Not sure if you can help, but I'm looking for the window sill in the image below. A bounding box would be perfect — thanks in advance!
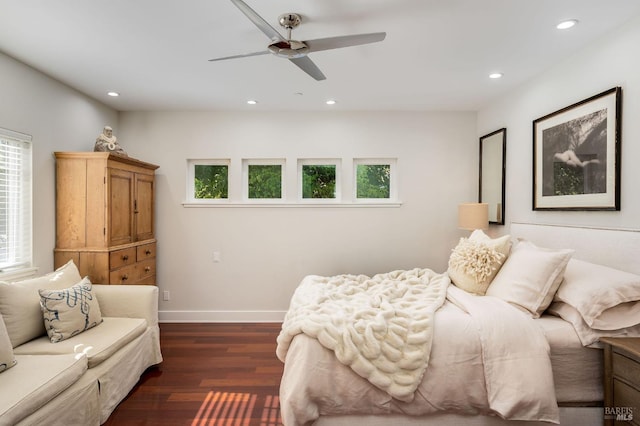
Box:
[182,201,403,208]
[0,267,39,281]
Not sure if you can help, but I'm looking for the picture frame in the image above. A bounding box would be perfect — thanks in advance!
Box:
[533,87,621,210]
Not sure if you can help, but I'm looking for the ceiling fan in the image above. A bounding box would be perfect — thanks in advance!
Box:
[209,0,386,81]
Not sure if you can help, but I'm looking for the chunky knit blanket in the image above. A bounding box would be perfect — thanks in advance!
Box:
[276,268,449,402]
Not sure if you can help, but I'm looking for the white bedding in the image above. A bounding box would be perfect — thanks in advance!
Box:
[278,275,560,426]
[303,315,604,426]
[289,223,638,426]
[277,269,448,402]
[534,316,603,403]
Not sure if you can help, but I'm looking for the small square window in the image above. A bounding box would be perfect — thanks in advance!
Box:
[188,160,230,201]
[249,165,282,198]
[354,159,397,201]
[299,161,340,200]
[356,164,391,198]
[243,159,285,200]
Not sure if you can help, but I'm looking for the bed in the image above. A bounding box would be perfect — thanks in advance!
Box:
[277,222,640,426]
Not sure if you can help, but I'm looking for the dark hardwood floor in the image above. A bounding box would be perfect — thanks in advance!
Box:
[103,323,284,426]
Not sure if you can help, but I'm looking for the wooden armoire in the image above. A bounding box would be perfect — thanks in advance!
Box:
[54,152,159,285]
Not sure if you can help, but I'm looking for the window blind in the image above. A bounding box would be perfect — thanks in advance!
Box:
[0,128,32,272]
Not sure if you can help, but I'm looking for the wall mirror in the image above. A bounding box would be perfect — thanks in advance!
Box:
[479,128,506,225]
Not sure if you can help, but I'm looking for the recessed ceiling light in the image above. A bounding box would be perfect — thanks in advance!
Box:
[247,100,258,105]
[107,91,120,97]
[489,73,503,79]
[326,100,336,105]
[557,19,578,30]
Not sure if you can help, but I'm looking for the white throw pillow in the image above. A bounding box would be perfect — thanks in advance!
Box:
[447,230,511,295]
[39,277,103,343]
[0,314,17,373]
[554,259,640,330]
[0,260,82,347]
[486,239,573,318]
[547,301,640,347]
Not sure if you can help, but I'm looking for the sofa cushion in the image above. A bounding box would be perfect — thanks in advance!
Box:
[13,317,147,368]
[39,277,103,343]
[0,260,82,347]
[0,353,87,426]
[0,314,17,373]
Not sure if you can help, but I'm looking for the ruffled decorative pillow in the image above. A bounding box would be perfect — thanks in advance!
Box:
[39,277,103,343]
[447,230,511,295]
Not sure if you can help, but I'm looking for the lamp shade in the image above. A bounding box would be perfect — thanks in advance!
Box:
[458,203,489,230]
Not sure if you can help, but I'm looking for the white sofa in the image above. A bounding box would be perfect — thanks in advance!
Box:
[0,261,163,426]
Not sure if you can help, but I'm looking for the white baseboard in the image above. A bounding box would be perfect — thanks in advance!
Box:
[159,310,286,323]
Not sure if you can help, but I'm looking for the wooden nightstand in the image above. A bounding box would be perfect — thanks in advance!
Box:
[601,337,640,425]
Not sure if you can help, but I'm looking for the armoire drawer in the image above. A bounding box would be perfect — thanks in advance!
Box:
[137,242,156,261]
[109,258,156,285]
[110,247,137,269]
[110,264,138,284]
[137,258,156,281]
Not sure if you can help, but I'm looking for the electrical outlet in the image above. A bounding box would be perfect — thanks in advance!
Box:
[213,251,221,263]
[163,291,170,301]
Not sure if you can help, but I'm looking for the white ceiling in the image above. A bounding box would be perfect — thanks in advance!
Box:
[1,0,639,112]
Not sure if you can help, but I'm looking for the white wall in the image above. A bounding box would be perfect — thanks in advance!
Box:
[0,52,117,274]
[118,111,477,321]
[5,10,639,322]
[478,14,640,231]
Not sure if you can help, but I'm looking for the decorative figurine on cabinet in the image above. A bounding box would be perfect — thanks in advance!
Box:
[94,125,127,155]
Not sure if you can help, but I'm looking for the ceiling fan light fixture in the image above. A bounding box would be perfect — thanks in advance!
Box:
[326,100,336,105]
[210,0,386,81]
[489,73,503,79]
[557,19,578,30]
[247,100,258,105]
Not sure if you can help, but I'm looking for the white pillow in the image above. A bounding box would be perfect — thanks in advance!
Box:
[486,239,573,318]
[0,314,17,373]
[39,277,103,343]
[447,230,511,295]
[547,301,640,347]
[554,259,640,330]
[0,260,82,347]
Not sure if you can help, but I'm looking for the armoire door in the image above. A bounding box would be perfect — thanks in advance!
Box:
[134,173,155,241]
[109,168,135,245]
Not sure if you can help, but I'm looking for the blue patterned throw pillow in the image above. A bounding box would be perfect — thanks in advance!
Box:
[39,277,103,343]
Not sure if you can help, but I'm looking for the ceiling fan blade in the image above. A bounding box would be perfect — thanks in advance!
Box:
[230,0,286,43]
[289,56,326,81]
[209,51,270,62]
[304,32,386,53]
